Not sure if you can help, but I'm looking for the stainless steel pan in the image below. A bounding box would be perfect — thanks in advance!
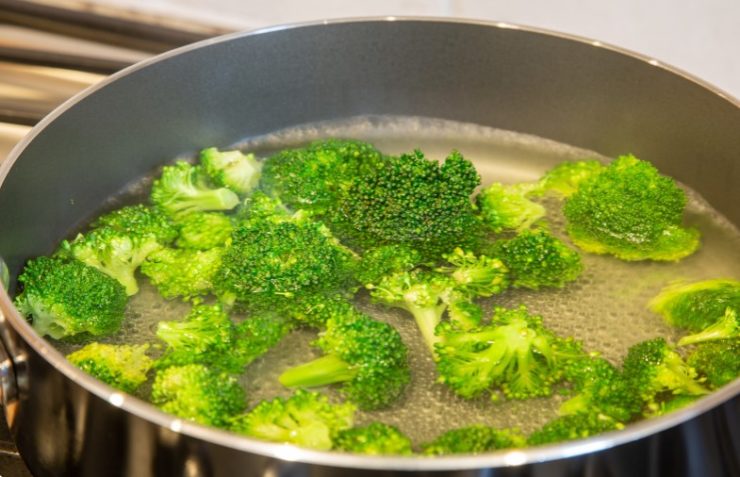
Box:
[0,18,738,477]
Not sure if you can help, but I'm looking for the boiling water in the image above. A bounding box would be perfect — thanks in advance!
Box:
[56,116,740,443]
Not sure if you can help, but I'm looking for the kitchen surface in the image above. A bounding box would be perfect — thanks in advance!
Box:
[0,1,737,476]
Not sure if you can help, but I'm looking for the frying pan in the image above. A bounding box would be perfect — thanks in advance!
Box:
[0,18,738,477]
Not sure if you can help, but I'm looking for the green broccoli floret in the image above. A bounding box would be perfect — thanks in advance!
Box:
[230,390,355,450]
[234,190,291,222]
[332,149,482,259]
[476,182,545,233]
[435,306,583,400]
[446,290,484,330]
[200,147,262,195]
[536,159,605,197]
[260,139,384,215]
[61,227,162,296]
[151,364,246,427]
[687,340,740,388]
[650,394,701,416]
[279,311,410,410]
[354,244,423,287]
[527,413,623,446]
[649,279,740,331]
[92,204,178,244]
[151,162,239,218]
[678,308,738,346]
[487,229,582,289]
[263,292,355,329]
[66,342,152,393]
[141,247,223,299]
[334,422,413,455]
[563,154,700,261]
[174,212,233,250]
[233,313,294,364]
[436,248,509,298]
[214,212,357,307]
[421,425,525,455]
[560,356,642,422]
[622,338,709,409]
[15,257,127,339]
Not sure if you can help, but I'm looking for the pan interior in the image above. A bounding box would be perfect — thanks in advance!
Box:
[53,115,740,445]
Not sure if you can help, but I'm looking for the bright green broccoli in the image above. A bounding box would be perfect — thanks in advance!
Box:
[563,154,700,261]
[66,342,153,393]
[230,390,355,450]
[487,229,582,289]
[141,247,223,299]
[279,311,410,410]
[436,248,509,298]
[354,244,423,287]
[650,394,701,416]
[151,364,246,427]
[92,204,178,244]
[527,413,624,446]
[151,161,239,218]
[15,257,127,339]
[332,149,483,259]
[435,306,583,400]
[421,425,525,455]
[174,212,233,250]
[678,308,738,346]
[687,340,740,389]
[334,422,413,455]
[536,159,605,197]
[200,147,262,195]
[622,338,709,410]
[476,182,545,233]
[649,279,740,331]
[234,190,290,222]
[260,139,384,215]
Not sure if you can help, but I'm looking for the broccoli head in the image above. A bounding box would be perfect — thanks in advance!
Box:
[527,413,623,446]
[421,425,525,455]
[563,154,699,261]
[334,422,413,455]
[230,389,355,450]
[354,244,424,287]
[536,159,605,197]
[260,139,384,214]
[92,204,178,244]
[332,149,482,259]
[15,257,127,339]
[487,229,582,290]
[151,364,246,428]
[279,311,410,410]
[677,308,738,346]
[150,161,239,218]
[435,306,583,400]
[174,212,233,250]
[649,279,740,331]
[687,340,740,389]
[141,247,223,300]
[476,182,545,233]
[437,248,509,298]
[66,342,152,393]
[200,147,262,195]
[234,190,291,222]
[262,292,356,329]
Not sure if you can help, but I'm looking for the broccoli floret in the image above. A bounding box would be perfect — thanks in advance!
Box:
[354,244,423,287]
[678,308,738,346]
[487,229,582,290]
[421,425,525,455]
[92,204,178,244]
[66,342,152,393]
[200,147,262,195]
[234,190,291,222]
[527,413,623,446]
[233,313,294,364]
[334,422,413,455]
[260,139,384,215]
[279,312,410,410]
[230,390,355,450]
[650,394,701,416]
[267,292,356,329]
[214,212,357,307]
[476,182,545,233]
[61,227,162,296]
[332,150,482,259]
[446,290,484,330]
[141,247,223,300]
[436,248,509,298]
[687,340,740,389]
[536,160,605,197]
[15,257,127,339]
[151,162,239,218]
[151,364,246,427]
[649,279,740,331]
[175,212,233,250]
[622,338,709,409]
[435,306,583,400]
[563,154,700,261]
[560,356,642,422]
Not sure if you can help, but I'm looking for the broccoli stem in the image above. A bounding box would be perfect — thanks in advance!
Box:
[279,354,357,387]
[677,308,737,347]
[408,305,445,354]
